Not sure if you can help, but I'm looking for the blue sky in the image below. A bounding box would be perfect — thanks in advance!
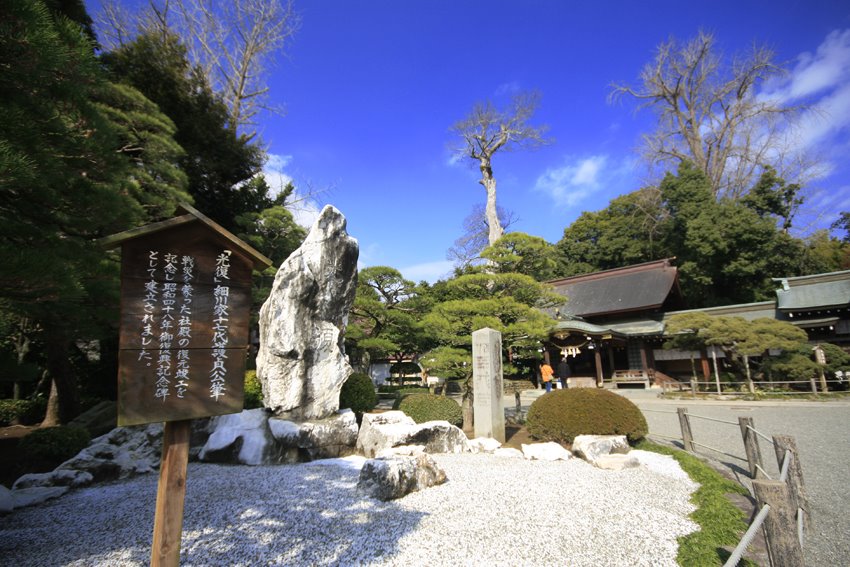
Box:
[95,1,850,282]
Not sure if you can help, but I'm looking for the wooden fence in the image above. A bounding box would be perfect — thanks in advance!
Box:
[648,407,809,566]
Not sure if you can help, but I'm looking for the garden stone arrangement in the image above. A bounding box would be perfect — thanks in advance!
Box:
[256,204,359,421]
[0,205,702,563]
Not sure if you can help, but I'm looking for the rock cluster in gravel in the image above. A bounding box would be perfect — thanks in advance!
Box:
[0,452,698,566]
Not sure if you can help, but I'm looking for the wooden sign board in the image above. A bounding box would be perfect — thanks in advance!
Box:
[107,206,270,426]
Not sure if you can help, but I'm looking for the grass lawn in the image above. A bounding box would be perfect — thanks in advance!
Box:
[637,439,760,566]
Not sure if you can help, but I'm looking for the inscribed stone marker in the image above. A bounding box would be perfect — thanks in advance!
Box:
[472,327,505,442]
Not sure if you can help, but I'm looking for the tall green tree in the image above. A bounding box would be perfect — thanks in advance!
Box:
[480,232,562,281]
[93,81,191,220]
[794,230,850,274]
[421,272,562,427]
[102,30,267,230]
[1,1,142,423]
[660,162,801,306]
[557,187,667,276]
[347,267,431,374]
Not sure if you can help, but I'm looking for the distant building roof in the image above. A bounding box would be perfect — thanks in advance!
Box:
[773,271,850,312]
[548,259,684,319]
[663,301,778,323]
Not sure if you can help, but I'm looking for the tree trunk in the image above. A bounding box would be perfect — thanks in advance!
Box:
[711,347,721,394]
[13,318,32,401]
[744,353,755,394]
[40,325,80,425]
[41,377,61,427]
[461,375,474,430]
[479,160,503,246]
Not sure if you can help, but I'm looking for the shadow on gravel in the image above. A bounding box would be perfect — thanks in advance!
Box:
[0,462,425,566]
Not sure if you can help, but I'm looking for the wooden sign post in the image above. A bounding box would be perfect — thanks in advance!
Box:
[103,204,271,566]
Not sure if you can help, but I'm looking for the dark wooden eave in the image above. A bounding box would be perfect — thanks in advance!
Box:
[99,202,272,270]
[548,259,685,319]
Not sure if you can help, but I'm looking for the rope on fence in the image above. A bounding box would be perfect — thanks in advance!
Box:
[746,424,777,447]
[640,408,679,415]
[755,464,773,480]
[688,439,747,462]
[723,504,771,567]
[685,413,739,426]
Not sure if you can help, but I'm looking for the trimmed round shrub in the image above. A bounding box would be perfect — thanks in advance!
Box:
[339,372,378,416]
[0,398,46,426]
[526,388,648,444]
[244,370,264,409]
[396,393,462,426]
[18,425,91,466]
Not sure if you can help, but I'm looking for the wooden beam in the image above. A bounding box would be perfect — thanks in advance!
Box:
[151,420,192,567]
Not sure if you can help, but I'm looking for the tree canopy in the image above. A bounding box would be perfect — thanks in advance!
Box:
[102,30,268,231]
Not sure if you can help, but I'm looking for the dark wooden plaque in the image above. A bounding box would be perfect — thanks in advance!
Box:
[113,216,264,426]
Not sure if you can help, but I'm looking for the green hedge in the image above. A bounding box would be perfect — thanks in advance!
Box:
[18,425,91,466]
[0,398,46,426]
[244,370,264,409]
[526,388,647,444]
[395,393,462,426]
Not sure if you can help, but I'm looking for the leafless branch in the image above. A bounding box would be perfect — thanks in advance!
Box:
[611,30,813,200]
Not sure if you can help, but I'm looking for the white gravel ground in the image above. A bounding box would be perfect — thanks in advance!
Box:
[0,452,698,566]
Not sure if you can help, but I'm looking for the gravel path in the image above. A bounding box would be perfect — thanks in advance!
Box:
[0,452,698,566]
[618,391,850,566]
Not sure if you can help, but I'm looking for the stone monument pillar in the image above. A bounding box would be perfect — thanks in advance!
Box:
[472,327,505,442]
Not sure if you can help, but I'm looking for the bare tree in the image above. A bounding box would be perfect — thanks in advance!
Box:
[97,0,299,139]
[450,91,551,246]
[447,204,519,270]
[611,30,812,199]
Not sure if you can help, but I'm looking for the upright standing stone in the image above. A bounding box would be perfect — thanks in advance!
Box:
[256,205,359,420]
[472,327,505,442]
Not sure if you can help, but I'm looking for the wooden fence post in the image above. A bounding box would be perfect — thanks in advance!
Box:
[739,416,763,479]
[809,377,818,395]
[151,419,192,567]
[690,379,697,398]
[677,407,694,452]
[752,479,805,567]
[774,434,810,532]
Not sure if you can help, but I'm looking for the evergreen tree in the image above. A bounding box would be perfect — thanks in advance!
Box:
[480,232,562,281]
[0,1,141,423]
[102,31,267,230]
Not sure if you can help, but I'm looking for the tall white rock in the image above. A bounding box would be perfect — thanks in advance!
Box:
[257,205,359,420]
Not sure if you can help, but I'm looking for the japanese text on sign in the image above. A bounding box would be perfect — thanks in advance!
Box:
[135,249,234,402]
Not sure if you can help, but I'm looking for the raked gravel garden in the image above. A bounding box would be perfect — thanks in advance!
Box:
[0,449,698,566]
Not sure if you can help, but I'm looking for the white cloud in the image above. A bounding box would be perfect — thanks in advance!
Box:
[263,152,322,229]
[398,260,455,283]
[290,200,322,229]
[263,153,294,195]
[777,30,850,103]
[759,29,850,148]
[494,81,521,96]
[535,155,631,207]
[795,82,850,148]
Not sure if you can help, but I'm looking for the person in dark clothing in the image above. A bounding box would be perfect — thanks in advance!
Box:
[557,358,571,389]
